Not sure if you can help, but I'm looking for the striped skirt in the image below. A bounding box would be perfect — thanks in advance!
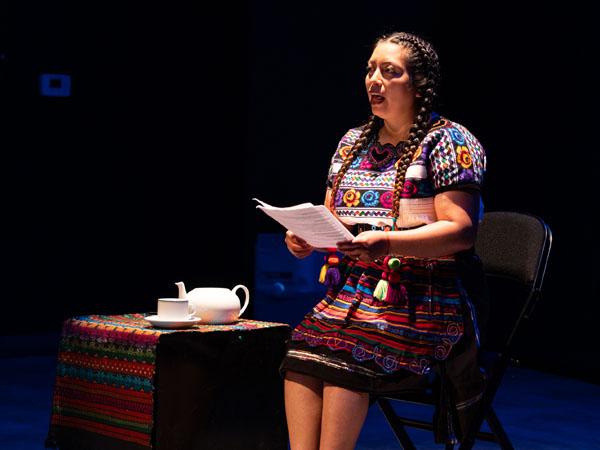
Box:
[280,253,481,393]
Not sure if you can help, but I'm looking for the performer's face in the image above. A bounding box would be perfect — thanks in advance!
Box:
[365,42,417,122]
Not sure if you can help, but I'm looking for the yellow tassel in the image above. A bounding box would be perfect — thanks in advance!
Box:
[319,264,329,284]
[373,278,389,301]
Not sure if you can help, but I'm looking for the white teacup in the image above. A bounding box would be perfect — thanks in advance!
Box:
[157,298,196,320]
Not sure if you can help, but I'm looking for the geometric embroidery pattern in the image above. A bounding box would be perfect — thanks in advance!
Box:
[327,113,486,227]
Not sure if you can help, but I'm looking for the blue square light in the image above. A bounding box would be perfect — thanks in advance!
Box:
[40,73,71,97]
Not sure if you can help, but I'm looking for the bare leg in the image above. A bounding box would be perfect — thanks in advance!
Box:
[319,382,370,450]
[284,372,324,450]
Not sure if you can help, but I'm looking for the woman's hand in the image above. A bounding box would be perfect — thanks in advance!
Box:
[285,231,314,259]
[337,231,387,263]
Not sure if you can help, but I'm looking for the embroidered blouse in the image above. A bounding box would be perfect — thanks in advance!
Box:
[326,114,486,229]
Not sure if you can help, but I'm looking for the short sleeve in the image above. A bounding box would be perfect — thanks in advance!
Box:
[428,123,486,193]
[326,127,362,188]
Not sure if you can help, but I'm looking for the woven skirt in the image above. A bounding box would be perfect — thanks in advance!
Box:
[280,252,486,395]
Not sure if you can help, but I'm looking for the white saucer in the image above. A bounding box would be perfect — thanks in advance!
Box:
[145,315,202,329]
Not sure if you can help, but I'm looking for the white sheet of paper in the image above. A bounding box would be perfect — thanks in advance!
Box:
[253,198,354,248]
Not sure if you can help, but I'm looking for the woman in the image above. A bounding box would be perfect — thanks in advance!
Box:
[281,32,488,449]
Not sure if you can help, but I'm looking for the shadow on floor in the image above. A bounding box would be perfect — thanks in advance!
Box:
[1,354,599,449]
[357,366,600,449]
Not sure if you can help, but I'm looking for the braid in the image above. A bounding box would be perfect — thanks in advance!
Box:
[330,115,383,211]
[379,32,441,221]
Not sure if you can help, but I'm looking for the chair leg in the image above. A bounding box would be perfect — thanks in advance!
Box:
[485,407,514,450]
[459,362,508,449]
[376,398,417,450]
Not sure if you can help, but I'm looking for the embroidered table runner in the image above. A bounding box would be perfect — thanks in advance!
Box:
[46,314,289,449]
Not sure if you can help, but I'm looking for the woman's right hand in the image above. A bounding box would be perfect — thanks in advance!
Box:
[285,231,314,258]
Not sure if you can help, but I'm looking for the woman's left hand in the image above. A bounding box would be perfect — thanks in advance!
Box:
[337,231,387,263]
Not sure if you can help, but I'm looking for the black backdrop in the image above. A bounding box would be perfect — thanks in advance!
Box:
[1,1,597,382]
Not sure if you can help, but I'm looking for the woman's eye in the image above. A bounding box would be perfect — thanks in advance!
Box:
[365,66,374,73]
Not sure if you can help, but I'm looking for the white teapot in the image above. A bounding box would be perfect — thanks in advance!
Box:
[175,281,250,324]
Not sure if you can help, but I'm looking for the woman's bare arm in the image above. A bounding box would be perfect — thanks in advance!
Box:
[337,190,480,262]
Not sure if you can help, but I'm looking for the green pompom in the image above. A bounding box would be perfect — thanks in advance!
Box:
[388,258,401,270]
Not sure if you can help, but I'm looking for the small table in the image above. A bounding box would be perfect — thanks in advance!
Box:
[45,314,291,450]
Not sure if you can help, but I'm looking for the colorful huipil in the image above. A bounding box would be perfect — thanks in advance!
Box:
[281,114,486,382]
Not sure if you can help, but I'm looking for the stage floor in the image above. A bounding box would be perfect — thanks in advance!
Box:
[1,354,598,449]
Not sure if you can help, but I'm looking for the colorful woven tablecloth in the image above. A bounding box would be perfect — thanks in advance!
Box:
[47,314,289,448]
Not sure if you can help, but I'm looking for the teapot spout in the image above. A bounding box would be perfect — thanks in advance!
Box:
[175,281,187,299]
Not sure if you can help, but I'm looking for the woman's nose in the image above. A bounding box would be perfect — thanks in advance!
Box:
[368,78,382,93]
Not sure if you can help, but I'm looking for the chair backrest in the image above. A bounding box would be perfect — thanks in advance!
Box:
[474,211,552,354]
[475,211,551,285]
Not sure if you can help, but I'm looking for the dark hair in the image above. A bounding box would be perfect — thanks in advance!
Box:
[330,32,441,224]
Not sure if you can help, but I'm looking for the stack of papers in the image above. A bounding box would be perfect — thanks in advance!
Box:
[253,198,354,248]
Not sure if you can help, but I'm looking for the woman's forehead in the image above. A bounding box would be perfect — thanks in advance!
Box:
[369,41,409,63]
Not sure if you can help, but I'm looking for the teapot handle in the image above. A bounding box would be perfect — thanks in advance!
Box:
[232,285,250,317]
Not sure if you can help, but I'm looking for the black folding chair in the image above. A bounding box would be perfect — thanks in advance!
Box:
[372,211,553,449]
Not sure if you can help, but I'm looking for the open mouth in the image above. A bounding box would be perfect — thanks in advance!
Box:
[370,95,385,105]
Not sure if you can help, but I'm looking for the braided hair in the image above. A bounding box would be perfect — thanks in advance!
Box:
[330,32,441,225]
